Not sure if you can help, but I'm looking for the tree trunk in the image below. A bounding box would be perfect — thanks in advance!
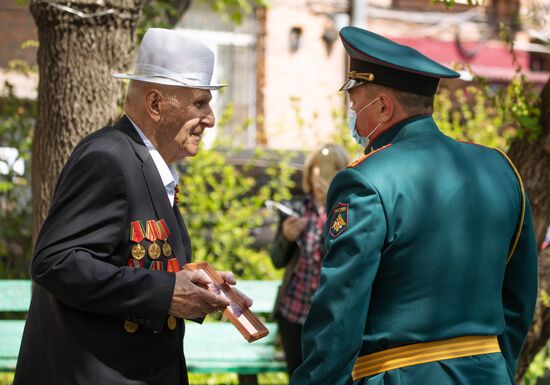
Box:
[30,0,142,245]
[509,76,550,382]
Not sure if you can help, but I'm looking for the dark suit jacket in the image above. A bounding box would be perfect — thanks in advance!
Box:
[14,116,192,385]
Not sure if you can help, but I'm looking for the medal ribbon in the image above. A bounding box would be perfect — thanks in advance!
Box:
[174,184,180,205]
[149,261,163,271]
[157,219,170,241]
[145,220,159,242]
[130,221,145,242]
[167,258,181,272]
[127,258,143,268]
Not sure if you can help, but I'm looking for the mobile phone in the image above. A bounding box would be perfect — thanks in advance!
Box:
[265,200,300,217]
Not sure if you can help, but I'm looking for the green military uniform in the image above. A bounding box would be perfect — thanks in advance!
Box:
[289,27,538,385]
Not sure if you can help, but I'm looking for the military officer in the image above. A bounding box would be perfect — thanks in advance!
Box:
[289,27,538,385]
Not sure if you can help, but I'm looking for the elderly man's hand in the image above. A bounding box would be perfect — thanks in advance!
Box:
[168,270,253,319]
[168,270,230,319]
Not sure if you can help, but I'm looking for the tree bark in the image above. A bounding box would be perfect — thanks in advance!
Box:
[509,76,550,382]
[30,0,142,245]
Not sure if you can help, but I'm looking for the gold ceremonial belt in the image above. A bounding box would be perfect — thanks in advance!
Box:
[352,335,500,380]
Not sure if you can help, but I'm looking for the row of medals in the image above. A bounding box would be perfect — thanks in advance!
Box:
[124,224,177,334]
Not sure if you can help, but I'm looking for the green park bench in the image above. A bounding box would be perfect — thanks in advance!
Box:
[0,280,30,372]
[0,279,286,384]
[185,280,286,384]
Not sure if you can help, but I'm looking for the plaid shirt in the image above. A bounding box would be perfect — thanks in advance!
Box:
[277,198,326,324]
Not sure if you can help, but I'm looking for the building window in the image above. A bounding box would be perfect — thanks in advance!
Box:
[530,51,550,72]
[177,2,257,148]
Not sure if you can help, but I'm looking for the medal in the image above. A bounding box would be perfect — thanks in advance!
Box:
[145,220,161,260]
[131,244,146,260]
[157,219,172,257]
[127,258,143,268]
[148,243,161,260]
[149,261,163,270]
[130,221,146,260]
[167,258,180,272]
[162,242,172,257]
[167,315,177,330]
[174,184,180,205]
[124,320,138,333]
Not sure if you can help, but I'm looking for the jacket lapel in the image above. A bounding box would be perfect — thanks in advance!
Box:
[173,204,192,263]
[116,116,187,265]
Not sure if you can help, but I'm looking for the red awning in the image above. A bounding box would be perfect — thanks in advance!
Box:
[391,36,549,85]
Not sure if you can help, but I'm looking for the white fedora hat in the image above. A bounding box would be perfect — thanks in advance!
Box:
[113,28,225,90]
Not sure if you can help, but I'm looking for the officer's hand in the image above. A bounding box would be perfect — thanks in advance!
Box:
[169,270,231,319]
[282,216,307,242]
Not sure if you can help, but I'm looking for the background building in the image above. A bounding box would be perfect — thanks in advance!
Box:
[1,0,549,150]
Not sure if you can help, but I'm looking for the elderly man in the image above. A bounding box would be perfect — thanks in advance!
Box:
[290,27,537,385]
[14,28,249,385]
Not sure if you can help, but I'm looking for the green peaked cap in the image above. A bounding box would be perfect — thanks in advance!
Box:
[339,26,460,96]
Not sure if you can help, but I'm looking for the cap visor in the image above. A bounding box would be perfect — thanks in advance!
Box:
[339,78,364,91]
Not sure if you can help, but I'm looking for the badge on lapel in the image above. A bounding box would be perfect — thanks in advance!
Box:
[330,203,349,238]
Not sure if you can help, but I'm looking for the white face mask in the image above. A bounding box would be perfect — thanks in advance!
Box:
[348,97,382,148]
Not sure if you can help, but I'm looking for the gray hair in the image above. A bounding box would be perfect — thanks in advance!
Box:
[369,84,434,115]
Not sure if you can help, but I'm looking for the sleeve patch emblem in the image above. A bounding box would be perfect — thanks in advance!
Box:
[330,203,349,238]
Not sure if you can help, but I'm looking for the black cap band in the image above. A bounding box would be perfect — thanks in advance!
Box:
[350,59,439,97]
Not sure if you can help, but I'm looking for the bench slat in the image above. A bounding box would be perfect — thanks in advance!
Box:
[0,280,32,312]
[236,280,280,315]
[184,322,286,374]
[0,320,26,371]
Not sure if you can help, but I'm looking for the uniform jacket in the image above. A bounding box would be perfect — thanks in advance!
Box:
[14,116,192,385]
[290,115,538,385]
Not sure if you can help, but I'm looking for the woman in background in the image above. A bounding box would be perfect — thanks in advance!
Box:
[270,143,350,377]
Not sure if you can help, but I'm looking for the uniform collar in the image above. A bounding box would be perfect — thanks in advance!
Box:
[367,114,437,153]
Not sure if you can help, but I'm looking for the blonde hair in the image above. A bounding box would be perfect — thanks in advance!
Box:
[302,143,350,193]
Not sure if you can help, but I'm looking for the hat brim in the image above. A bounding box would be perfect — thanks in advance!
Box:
[112,73,226,90]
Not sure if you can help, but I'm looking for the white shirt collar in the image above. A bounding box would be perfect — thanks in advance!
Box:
[127,117,179,206]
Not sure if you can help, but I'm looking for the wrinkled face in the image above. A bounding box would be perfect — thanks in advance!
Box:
[157,87,215,162]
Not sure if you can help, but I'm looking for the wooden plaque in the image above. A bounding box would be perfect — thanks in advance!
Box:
[183,262,269,342]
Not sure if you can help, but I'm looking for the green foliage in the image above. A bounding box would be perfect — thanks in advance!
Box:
[189,372,287,384]
[139,0,271,38]
[139,0,184,39]
[436,0,483,7]
[177,110,295,280]
[0,45,36,279]
[434,75,540,149]
[201,0,270,24]
[0,82,35,278]
[524,345,550,385]
[0,372,13,385]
